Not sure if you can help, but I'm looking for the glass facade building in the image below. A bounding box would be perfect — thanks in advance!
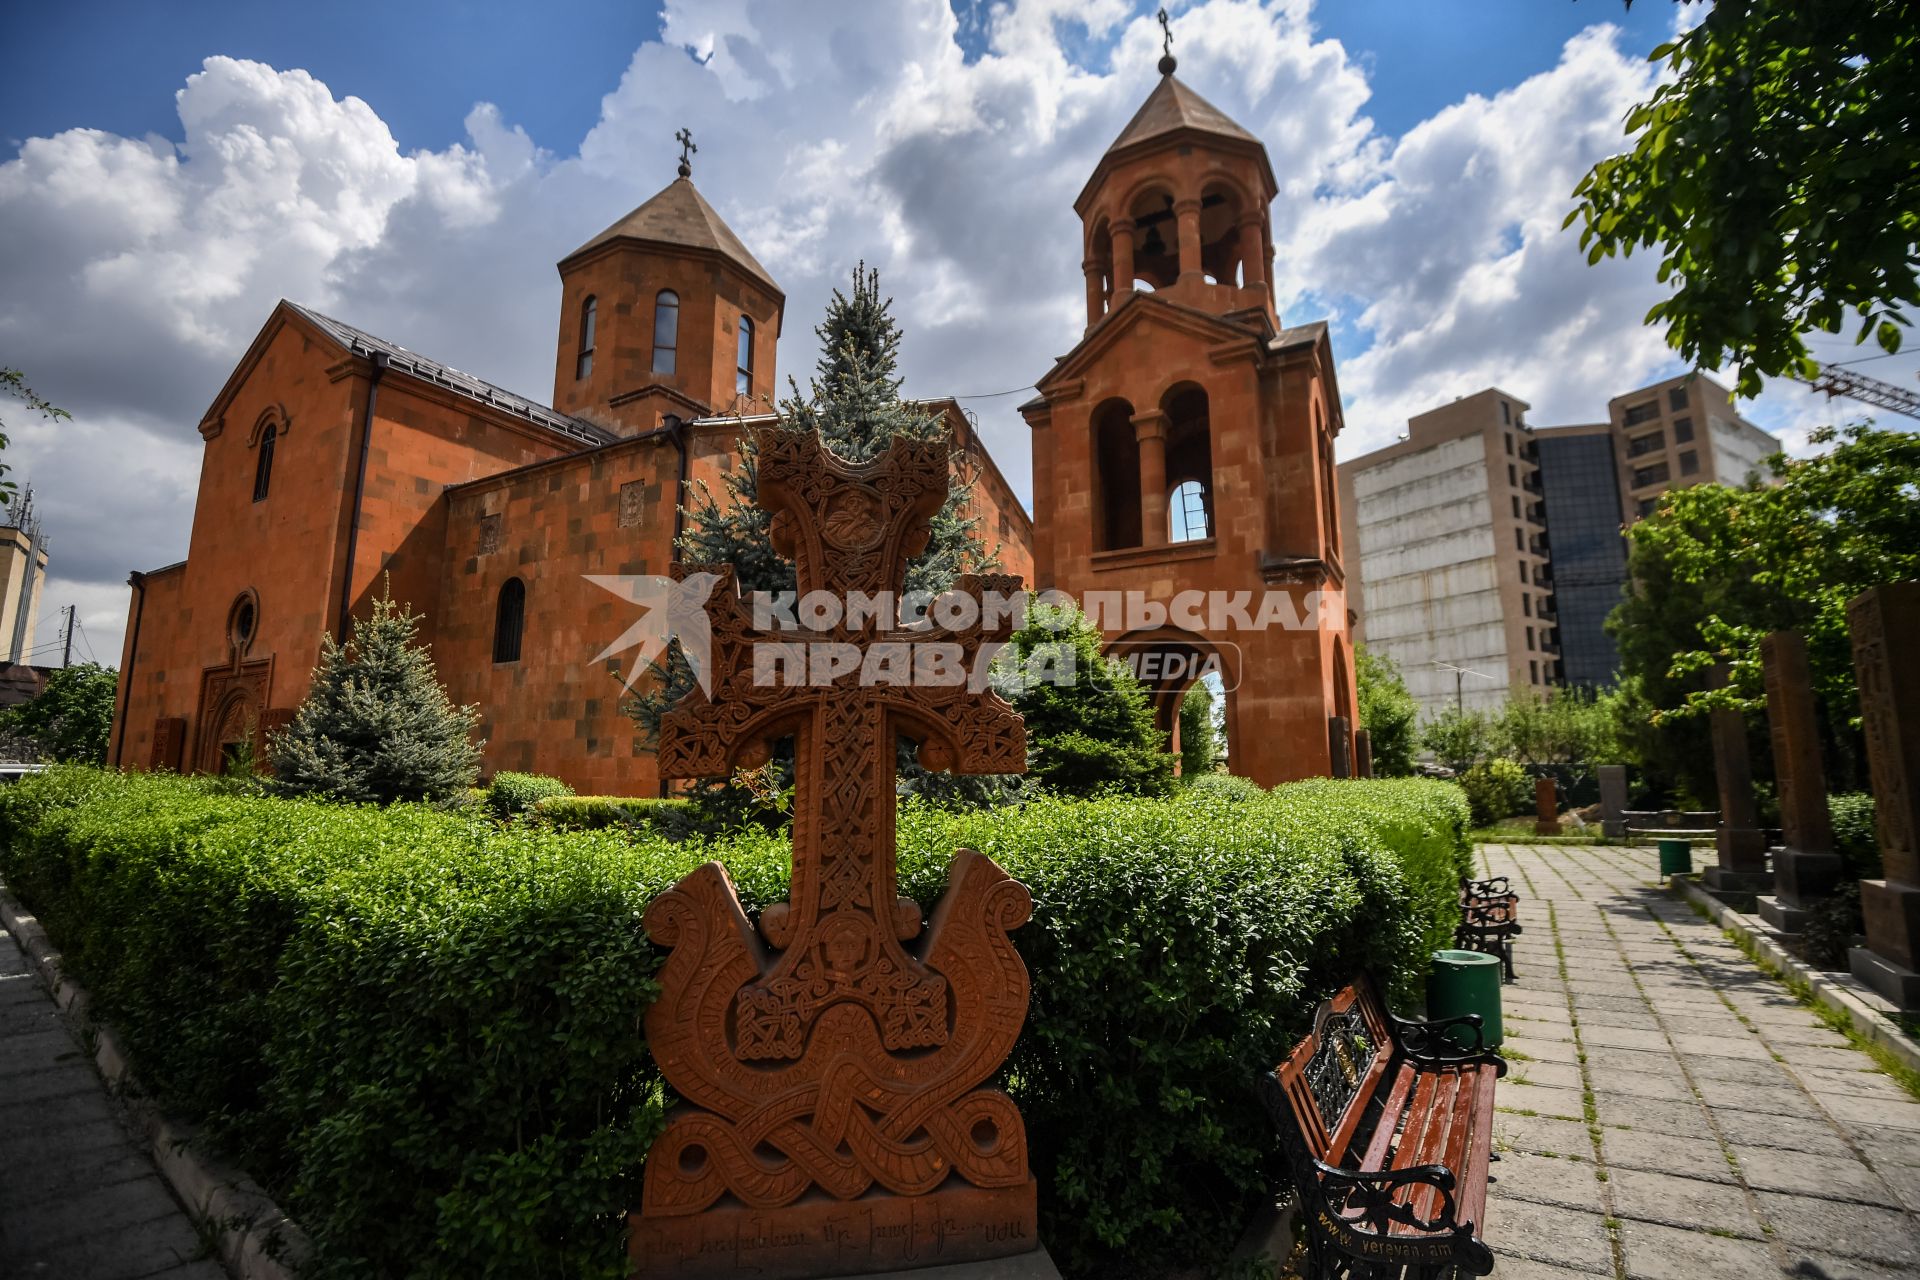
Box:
[1536,429,1629,689]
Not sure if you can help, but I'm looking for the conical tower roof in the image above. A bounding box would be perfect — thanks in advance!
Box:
[562,176,780,294]
[1076,68,1275,214]
[1104,73,1259,155]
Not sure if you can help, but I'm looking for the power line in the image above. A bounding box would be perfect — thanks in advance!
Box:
[949,384,1037,401]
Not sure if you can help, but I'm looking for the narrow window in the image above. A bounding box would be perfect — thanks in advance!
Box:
[1511,495,1520,517]
[1523,593,1532,617]
[1669,386,1688,412]
[576,296,597,380]
[1515,528,1524,551]
[735,315,753,397]
[493,578,525,664]
[1508,463,1517,486]
[1518,561,1528,583]
[652,290,679,375]
[1526,626,1535,651]
[253,424,276,502]
[1169,479,1211,542]
[1502,402,1512,425]
[1673,416,1694,443]
[1530,660,1540,684]
[1679,450,1699,476]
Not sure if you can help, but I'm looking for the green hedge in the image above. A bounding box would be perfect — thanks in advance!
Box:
[484,770,574,817]
[532,794,692,834]
[0,768,1467,1280]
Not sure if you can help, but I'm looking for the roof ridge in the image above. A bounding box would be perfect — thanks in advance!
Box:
[286,302,615,448]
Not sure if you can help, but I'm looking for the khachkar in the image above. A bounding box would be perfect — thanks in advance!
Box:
[629,427,1045,1277]
[1848,581,1920,1011]
[1756,631,1842,934]
[1705,664,1772,893]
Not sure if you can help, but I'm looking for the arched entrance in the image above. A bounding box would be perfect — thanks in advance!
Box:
[1106,626,1239,777]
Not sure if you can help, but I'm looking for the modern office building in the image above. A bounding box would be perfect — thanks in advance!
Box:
[1532,424,1628,690]
[1338,388,1557,718]
[1342,373,1779,717]
[1611,372,1778,522]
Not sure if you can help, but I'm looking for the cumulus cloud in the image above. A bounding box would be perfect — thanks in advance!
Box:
[3,0,1863,668]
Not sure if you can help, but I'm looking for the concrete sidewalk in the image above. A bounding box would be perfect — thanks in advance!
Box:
[1478,841,1920,1280]
[0,917,226,1280]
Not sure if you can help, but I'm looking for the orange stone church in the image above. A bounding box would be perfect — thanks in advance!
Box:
[109,58,1355,793]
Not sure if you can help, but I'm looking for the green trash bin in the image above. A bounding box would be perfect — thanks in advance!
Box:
[1658,838,1693,877]
[1428,949,1503,1050]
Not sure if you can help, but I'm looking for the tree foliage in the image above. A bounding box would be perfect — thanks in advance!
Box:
[1493,687,1616,791]
[0,662,116,764]
[628,264,998,749]
[1420,706,1493,777]
[1607,422,1920,795]
[1355,646,1419,776]
[270,590,482,804]
[1176,678,1223,778]
[1003,602,1174,798]
[1567,1,1920,394]
[0,366,69,505]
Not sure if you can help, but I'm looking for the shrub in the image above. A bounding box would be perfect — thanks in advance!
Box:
[1181,772,1263,802]
[533,795,692,835]
[1830,791,1880,878]
[1801,881,1863,970]
[1459,758,1531,827]
[0,768,1468,1280]
[270,590,482,803]
[485,771,574,818]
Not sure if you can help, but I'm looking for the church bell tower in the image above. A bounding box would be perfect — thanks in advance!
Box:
[552,134,785,436]
[1020,30,1359,785]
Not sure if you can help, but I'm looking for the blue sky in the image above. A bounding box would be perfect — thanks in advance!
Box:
[5,0,1677,159]
[1,0,1896,663]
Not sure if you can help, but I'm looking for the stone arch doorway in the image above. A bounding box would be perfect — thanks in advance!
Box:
[1106,626,1240,777]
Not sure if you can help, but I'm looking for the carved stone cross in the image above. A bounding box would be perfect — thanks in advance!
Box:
[630,427,1040,1277]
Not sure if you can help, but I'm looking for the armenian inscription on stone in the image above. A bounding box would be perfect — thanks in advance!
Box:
[630,427,1038,1279]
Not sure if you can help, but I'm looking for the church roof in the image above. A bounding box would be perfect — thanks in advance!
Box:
[1103,73,1260,156]
[288,303,617,448]
[563,177,780,293]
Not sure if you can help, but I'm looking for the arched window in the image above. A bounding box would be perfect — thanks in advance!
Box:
[1169,480,1210,542]
[652,290,679,375]
[493,578,525,664]
[735,316,753,397]
[576,295,597,380]
[253,423,276,502]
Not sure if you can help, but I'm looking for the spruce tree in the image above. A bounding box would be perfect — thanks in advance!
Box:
[675,262,996,599]
[630,264,998,740]
[271,589,483,804]
[1002,603,1175,798]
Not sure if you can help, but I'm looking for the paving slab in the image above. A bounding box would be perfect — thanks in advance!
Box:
[1475,843,1920,1280]
[0,922,227,1280]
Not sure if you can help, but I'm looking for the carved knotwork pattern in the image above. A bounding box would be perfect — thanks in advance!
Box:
[1851,590,1915,870]
[640,426,1033,1220]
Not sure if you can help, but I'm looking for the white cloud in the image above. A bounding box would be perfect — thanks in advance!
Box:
[5,0,1877,671]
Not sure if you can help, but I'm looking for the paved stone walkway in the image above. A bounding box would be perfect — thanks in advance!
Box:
[1478,842,1920,1280]
[0,918,226,1280]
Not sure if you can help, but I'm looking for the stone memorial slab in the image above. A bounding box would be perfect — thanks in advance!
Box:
[1328,716,1352,779]
[1353,728,1373,779]
[1598,765,1628,839]
[1535,775,1561,836]
[1756,631,1842,934]
[1848,581,1920,1011]
[1706,665,1772,893]
[629,427,1053,1277]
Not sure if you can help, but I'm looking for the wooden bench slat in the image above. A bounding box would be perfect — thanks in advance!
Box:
[1358,1061,1417,1171]
[1457,1063,1500,1230]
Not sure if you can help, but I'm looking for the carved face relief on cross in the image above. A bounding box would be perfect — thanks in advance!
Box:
[637,426,1035,1227]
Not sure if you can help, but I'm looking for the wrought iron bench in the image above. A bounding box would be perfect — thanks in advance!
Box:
[1259,977,1505,1279]
[1456,878,1521,982]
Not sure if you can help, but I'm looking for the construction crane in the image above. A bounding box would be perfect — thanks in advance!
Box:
[1792,361,1920,421]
